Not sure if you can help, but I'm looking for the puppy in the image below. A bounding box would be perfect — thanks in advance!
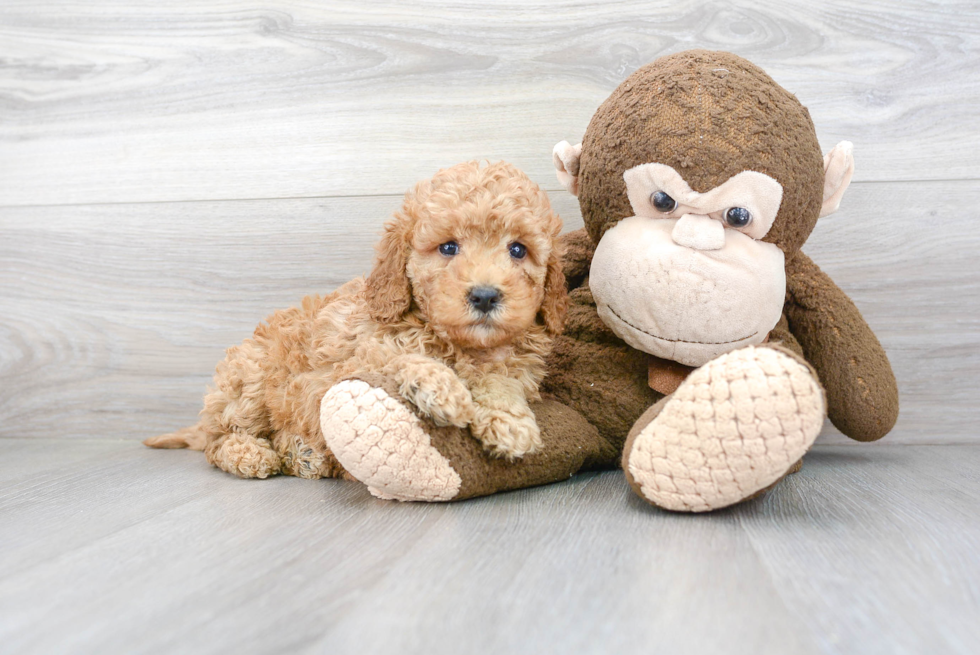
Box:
[145,161,567,479]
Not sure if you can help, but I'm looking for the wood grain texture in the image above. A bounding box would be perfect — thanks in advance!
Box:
[1,182,976,444]
[0,440,978,654]
[1,0,979,206]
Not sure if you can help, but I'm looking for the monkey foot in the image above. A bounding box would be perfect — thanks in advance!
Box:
[320,380,462,502]
[623,346,825,512]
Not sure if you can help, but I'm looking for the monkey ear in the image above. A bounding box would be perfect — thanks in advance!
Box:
[553,141,582,197]
[819,141,855,218]
[539,249,569,338]
[364,217,413,323]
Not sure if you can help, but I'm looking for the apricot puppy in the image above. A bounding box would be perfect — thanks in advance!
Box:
[145,161,567,479]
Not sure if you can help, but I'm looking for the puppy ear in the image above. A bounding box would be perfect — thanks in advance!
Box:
[539,249,568,338]
[364,216,412,323]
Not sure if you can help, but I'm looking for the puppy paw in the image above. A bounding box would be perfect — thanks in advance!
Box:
[471,407,543,459]
[398,362,475,428]
[209,432,281,479]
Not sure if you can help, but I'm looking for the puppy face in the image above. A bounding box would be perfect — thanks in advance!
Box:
[365,162,567,349]
[408,204,552,349]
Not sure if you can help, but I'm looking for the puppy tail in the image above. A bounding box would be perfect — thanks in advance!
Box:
[143,422,207,451]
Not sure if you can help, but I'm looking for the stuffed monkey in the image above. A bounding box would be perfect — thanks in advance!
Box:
[318,50,899,511]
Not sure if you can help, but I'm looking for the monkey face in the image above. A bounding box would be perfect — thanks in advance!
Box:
[554,50,857,368]
[589,163,786,367]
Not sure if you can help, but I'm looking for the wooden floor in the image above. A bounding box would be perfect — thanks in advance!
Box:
[2,1,979,654]
[0,440,977,654]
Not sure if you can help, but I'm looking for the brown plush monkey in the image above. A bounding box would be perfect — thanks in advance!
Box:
[318,50,899,511]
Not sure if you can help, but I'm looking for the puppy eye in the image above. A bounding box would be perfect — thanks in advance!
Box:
[509,243,527,259]
[724,207,752,228]
[438,241,459,256]
[650,191,677,213]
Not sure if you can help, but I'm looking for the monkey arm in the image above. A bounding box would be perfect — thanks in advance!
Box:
[783,251,899,442]
[558,228,595,290]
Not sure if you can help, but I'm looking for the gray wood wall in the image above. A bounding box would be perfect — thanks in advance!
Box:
[2,0,978,445]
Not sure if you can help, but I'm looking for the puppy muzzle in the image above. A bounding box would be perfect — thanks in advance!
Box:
[467,286,502,315]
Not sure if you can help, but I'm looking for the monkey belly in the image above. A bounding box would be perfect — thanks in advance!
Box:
[590,216,785,367]
[541,290,660,453]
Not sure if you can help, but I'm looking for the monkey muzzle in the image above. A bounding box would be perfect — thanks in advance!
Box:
[590,216,786,367]
[671,214,725,250]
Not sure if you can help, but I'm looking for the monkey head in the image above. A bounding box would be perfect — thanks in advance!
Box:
[553,50,855,367]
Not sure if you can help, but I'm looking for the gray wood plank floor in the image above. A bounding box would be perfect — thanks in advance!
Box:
[1,1,979,206]
[1,440,978,655]
[2,2,979,654]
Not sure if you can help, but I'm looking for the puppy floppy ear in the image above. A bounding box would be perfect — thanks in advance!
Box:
[539,249,568,338]
[364,216,413,323]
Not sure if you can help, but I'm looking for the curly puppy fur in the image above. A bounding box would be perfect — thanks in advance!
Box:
[145,161,567,479]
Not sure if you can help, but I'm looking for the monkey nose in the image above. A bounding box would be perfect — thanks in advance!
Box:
[468,286,502,314]
[671,214,725,251]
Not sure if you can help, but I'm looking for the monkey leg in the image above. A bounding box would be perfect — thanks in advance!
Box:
[622,345,824,512]
[318,373,619,502]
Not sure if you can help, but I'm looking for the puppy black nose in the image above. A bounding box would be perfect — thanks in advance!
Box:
[468,286,501,314]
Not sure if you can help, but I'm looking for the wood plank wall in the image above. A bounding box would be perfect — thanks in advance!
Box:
[1,1,978,444]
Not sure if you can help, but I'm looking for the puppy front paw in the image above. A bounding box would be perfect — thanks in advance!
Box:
[471,407,543,459]
[399,363,475,428]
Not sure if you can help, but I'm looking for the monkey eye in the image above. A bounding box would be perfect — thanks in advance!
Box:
[724,207,752,228]
[509,242,528,259]
[650,191,677,213]
[438,241,459,256]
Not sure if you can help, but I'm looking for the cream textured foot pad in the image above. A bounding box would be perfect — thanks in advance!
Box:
[626,347,825,512]
[320,380,462,502]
